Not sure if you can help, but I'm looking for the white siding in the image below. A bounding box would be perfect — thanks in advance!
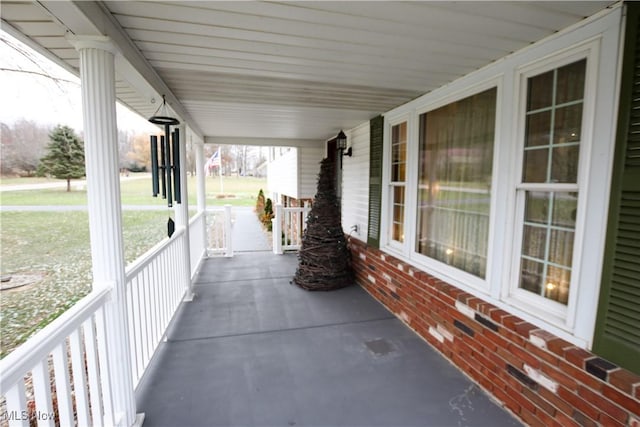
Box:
[267,148,298,199]
[298,146,325,199]
[342,121,370,242]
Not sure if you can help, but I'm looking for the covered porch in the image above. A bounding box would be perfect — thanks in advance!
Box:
[136,252,519,426]
[2,2,639,427]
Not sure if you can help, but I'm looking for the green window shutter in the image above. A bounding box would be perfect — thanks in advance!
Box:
[367,115,384,248]
[593,2,640,375]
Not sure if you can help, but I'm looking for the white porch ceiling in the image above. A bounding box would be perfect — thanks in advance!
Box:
[1,1,615,143]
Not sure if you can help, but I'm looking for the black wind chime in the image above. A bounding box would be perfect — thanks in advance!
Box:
[149,95,181,237]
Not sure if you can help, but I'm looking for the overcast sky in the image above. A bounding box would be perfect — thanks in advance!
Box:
[0,30,157,133]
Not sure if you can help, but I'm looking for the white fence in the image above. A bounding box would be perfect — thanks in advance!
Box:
[206,205,232,257]
[272,204,310,254]
[124,229,189,387]
[0,286,116,427]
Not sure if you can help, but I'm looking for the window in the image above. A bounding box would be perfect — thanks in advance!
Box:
[390,122,407,243]
[515,59,586,307]
[416,88,497,278]
[375,18,618,345]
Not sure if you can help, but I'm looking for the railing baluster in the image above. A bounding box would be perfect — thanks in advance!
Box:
[94,307,115,427]
[69,328,91,426]
[5,382,29,427]
[160,249,168,338]
[285,208,291,248]
[151,261,160,346]
[134,276,144,377]
[142,268,152,368]
[83,317,103,427]
[52,341,73,426]
[31,359,54,427]
[127,279,136,382]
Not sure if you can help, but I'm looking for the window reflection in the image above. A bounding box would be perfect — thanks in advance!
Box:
[416,88,497,278]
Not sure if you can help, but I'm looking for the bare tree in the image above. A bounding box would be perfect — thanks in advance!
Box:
[1,119,51,175]
[118,128,134,168]
[126,132,152,171]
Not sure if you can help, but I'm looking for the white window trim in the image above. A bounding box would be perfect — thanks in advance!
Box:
[380,113,413,255]
[381,113,412,252]
[409,77,502,293]
[506,41,601,332]
[376,6,622,348]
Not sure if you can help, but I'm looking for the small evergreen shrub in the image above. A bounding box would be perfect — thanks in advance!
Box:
[256,189,266,217]
[262,198,274,229]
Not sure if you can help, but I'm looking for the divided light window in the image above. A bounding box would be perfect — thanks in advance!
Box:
[416,88,497,278]
[390,122,407,243]
[516,59,586,306]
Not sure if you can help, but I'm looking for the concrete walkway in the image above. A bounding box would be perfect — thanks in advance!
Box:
[135,253,520,427]
[231,206,272,252]
[0,174,149,192]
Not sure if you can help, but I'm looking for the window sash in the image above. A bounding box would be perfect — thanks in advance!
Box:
[389,121,408,244]
[511,57,587,317]
[415,88,497,279]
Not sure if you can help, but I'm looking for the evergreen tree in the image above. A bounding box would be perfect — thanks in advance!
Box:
[263,198,274,231]
[293,158,352,291]
[38,125,86,192]
[256,189,266,217]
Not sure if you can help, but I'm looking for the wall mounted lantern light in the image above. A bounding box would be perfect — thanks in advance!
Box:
[336,130,351,157]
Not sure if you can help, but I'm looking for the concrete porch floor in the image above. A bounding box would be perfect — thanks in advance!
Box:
[136,252,521,427]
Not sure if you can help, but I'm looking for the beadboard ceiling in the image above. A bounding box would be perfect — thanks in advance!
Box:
[1,1,615,143]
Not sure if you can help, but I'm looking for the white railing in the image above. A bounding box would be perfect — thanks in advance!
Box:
[0,286,116,427]
[272,204,310,254]
[0,221,198,426]
[206,205,232,257]
[124,228,188,387]
[189,211,207,279]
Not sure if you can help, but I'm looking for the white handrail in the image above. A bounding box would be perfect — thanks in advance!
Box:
[125,227,185,279]
[0,286,112,390]
[1,218,201,425]
[0,285,114,426]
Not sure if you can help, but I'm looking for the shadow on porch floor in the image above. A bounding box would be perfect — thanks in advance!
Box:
[135,253,521,427]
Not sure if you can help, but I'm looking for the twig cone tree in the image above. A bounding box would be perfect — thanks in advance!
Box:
[293,158,352,291]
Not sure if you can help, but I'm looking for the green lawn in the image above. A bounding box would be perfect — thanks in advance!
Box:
[0,174,267,206]
[0,174,266,357]
[0,210,168,357]
[0,177,55,185]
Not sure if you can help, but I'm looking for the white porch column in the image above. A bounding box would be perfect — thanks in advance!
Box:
[73,36,137,427]
[174,124,194,300]
[195,141,206,213]
[272,203,283,254]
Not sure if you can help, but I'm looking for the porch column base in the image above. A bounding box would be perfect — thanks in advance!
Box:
[132,413,145,427]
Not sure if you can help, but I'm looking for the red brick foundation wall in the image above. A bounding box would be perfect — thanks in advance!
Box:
[349,238,640,427]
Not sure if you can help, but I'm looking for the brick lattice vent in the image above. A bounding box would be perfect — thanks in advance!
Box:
[349,238,640,427]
